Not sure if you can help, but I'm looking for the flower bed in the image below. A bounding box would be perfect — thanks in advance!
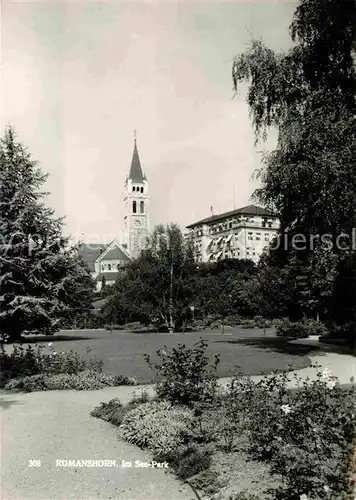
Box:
[1,343,136,391]
[91,341,355,499]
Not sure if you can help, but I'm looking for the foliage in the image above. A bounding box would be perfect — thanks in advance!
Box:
[225,493,260,500]
[275,317,329,338]
[104,324,127,331]
[118,400,194,453]
[0,127,95,341]
[101,242,259,330]
[188,468,227,495]
[153,442,213,480]
[90,392,150,426]
[4,369,136,392]
[232,0,356,336]
[230,368,356,499]
[0,343,103,385]
[144,339,220,405]
[102,224,197,331]
[1,342,136,391]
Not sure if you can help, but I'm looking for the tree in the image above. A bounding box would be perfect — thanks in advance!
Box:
[103,224,196,331]
[232,0,356,333]
[0,127,94,341]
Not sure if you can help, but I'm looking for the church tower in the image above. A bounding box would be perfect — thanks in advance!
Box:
[123,134,150,259]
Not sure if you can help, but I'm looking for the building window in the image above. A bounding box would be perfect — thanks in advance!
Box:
[140,201,144,213]
[101,264,105,271]
[108,264,111,270]
[133,201,137,213]
[141,187,144,193]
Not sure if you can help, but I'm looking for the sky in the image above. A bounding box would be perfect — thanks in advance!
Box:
[1,0,297,244]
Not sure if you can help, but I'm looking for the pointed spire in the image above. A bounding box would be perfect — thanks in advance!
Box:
[128,130,145,182]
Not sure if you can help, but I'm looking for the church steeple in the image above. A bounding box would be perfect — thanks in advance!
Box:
[123,131,150,260]
[128,132,145,183]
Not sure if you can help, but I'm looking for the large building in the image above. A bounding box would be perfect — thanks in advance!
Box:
[78,136,150,290]
[186,205,279,264]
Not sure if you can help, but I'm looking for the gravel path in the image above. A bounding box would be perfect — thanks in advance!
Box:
[1,351,354,500]
[0,387,192,500]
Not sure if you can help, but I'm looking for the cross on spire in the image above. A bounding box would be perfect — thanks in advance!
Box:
[133,129,137,143]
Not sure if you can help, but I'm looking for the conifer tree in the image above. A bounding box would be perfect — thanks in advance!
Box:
[0,127,94,341]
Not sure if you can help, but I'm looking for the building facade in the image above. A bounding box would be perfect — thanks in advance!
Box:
[78,137,150,291]
[186,205,279,264]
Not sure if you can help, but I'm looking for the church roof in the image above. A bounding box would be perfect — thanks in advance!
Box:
[128,140,145,183]
[78,243,107,271]
[100,246,131,262]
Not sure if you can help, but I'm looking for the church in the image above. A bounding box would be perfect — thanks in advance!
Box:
[78,136,150,291]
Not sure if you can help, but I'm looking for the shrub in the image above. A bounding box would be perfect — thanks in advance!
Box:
[104,324,126,330]
[124,322,143,331]
[275,317,328,338]
[225,492,260,500]
[153,442,213,480]
[236,367,356,499]
[144,339,220,405]
[239,319,257,329]
[190,319,207,331]
[91,391,150,426]
[225,314,244,326]
[91,398,125,425]
[4,370,136,392]
[118,400,194,453]
[0,343,103,386]
[189,468,227,495]
[178,401,222,445]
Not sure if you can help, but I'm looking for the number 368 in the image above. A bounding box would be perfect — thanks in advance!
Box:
[28,460,41,467]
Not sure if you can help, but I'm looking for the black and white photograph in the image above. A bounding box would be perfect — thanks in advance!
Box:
[1,0,355,499]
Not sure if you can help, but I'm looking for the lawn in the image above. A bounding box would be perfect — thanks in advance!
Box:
[10,327,318,383]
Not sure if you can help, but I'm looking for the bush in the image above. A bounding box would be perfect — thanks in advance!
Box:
[239,319,257,329]
[275,318,328,338]
[0,343,103,386]
[124,322,143,331]
[153,442,213,480]
[225,492,260,500]
[91,392,150,426]
[4,370,137,392]
[235,367,356,499]
[190,319,207,331]
[225,314,244,326]
[104,324,126,330]
[118,400,194,453]
[189,468,227,495]
[144,339,220,405]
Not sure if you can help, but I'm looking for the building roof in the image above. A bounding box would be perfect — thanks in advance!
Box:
[186,205,277,229]
[100,246,131,262]
[95,271,121,283]
[128,139,145,183]
[77,243,107,271]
